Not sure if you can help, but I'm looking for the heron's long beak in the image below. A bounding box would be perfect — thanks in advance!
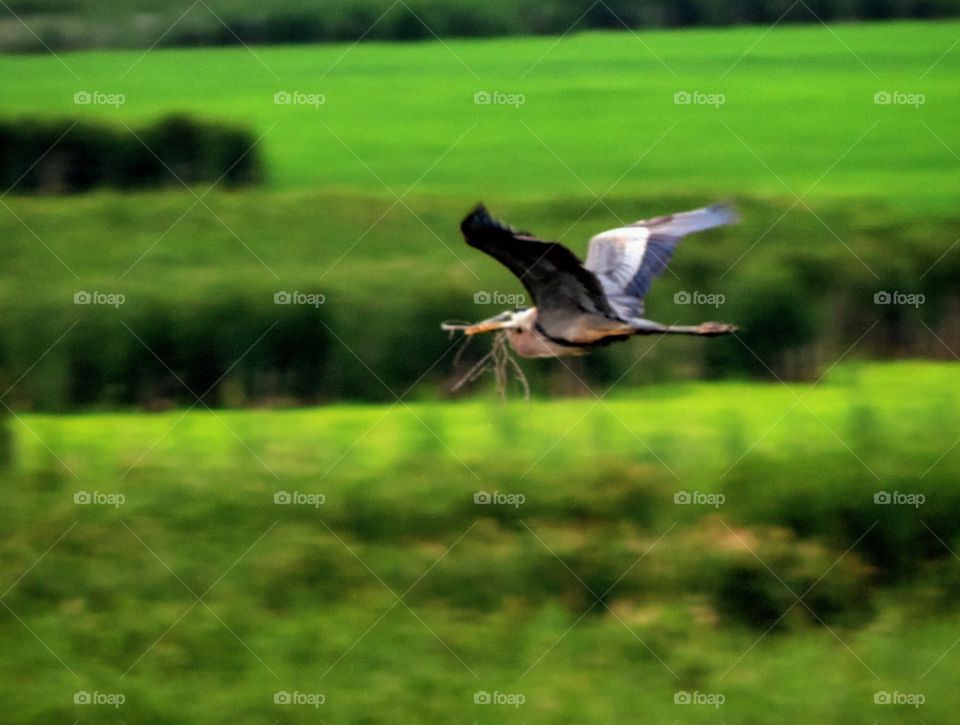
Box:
[464,311,514,335]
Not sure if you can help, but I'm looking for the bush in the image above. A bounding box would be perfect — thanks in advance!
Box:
[0,114,263,195]
[707,528,874,630]
[707,272,819,379]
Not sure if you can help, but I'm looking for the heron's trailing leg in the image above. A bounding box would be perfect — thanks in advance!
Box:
[630,319,737,336]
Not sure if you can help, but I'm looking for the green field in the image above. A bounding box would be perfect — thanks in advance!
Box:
[4,361,960,722]
[3,21,959,205]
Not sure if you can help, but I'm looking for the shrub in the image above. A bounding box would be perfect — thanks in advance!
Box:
[0,114,263,195]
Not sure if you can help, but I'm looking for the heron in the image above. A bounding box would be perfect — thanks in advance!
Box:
[443,203,740,358]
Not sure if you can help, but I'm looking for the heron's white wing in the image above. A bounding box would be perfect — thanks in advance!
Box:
[584,226,651,319]
[585,203,738,320]
[632,203,739,239]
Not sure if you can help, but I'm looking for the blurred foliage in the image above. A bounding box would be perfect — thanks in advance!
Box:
[0,191,958,409]
[2,0,960,50]
[0,115,262,194]
[0,411,10,468]
[4,362,960,720]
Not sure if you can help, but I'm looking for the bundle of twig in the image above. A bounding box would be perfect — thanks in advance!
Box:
[441,322,530,400]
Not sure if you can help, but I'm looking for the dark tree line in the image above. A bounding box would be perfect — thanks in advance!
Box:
[3,0,959,52]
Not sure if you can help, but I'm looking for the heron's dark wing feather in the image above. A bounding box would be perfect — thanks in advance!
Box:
[585,202,738,319]
[460,206,617,325]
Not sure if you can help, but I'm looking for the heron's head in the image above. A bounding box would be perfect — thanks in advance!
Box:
[464,308,536,336]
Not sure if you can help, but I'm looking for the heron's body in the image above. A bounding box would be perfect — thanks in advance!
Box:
[445,203,740,359]
[496,308,632,357]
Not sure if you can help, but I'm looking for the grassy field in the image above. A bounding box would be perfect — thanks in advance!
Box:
[1,21,958,206]
[3,361,960,722]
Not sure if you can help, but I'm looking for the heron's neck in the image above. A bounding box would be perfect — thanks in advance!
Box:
[514,307,537,326]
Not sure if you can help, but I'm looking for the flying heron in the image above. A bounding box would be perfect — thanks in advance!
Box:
[444,203,739,358]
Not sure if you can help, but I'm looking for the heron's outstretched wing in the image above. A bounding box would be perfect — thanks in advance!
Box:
[584,202,738,319]
[460,205,617,330]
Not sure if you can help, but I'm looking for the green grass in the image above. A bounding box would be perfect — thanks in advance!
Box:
[4,361,960,721]
[1,21,958,208]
